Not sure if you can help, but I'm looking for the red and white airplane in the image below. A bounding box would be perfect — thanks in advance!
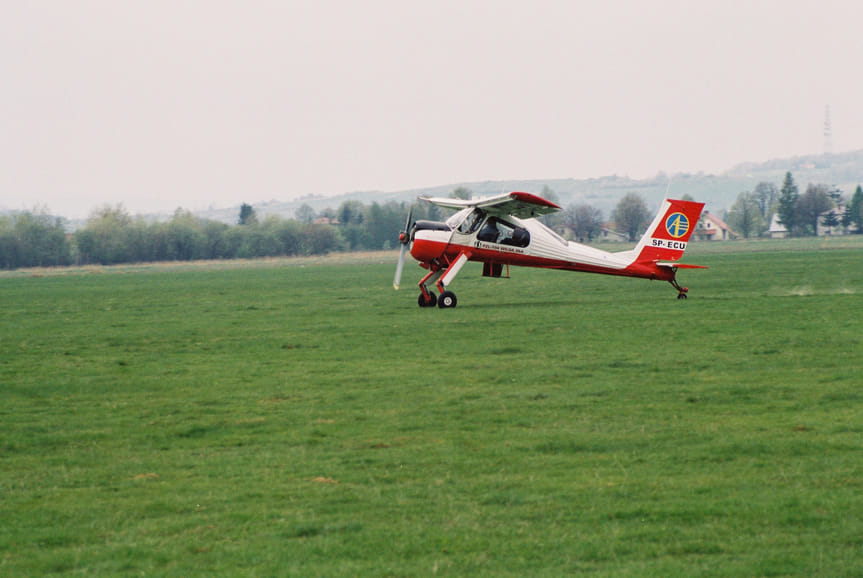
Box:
[393,191,706,308]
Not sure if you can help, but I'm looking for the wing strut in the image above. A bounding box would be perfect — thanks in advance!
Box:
[438,251,471,292]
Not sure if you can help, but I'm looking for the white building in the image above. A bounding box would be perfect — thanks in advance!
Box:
[768,213,787,239]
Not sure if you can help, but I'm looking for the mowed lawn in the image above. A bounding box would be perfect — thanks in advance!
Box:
[1,240,862,576]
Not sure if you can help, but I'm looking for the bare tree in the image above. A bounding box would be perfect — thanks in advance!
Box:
[728,192,766,238]
[295,203,316,224]
[796,184,834,236]
[538,186,564,229]
[612,193,650,242]
[564,204,603,242]
[754,182,778,219]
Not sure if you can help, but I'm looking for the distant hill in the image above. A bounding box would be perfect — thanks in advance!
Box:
[194,150,863,225]
[14,150,861,229]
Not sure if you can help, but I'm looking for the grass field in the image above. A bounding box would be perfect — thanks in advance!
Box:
[2,239,862,575]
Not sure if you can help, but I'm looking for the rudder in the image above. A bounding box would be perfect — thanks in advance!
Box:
[632,199,705,264]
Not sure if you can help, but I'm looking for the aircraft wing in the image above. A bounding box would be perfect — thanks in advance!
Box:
[420,191,561,219]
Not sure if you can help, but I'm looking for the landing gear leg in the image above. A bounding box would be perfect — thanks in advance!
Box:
[670,277,688,300]
[417,269,444,308]
[434,251,469,309]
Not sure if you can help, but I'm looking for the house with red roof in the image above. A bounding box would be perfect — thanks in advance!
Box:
[694,211,737,241]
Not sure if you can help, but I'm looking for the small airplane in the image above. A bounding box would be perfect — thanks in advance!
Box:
[393,191,706,308]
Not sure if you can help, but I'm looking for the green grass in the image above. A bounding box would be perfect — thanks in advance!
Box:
[2,240,862,575]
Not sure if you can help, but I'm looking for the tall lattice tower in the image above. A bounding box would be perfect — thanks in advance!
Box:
[823,105,833,158]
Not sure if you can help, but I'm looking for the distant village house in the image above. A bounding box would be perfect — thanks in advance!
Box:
[768,205,855,238]
[596,226,628,243]
[694,211,737,241]
[768,214,787,239]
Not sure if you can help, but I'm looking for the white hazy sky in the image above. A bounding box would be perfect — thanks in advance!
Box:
[2,0,862,218]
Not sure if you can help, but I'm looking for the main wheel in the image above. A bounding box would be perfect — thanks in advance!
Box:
[418,292,437,307]
[438,290,457,309]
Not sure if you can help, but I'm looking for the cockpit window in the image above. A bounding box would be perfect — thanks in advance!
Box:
[476,217,530,247]
[445,208,471,229]
[451,208,486,234]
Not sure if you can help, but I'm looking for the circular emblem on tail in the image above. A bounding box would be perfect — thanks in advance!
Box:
[665,212,690,239]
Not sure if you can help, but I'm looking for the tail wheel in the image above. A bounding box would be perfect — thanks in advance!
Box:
[418,292,437,307]
[438,291,457,309]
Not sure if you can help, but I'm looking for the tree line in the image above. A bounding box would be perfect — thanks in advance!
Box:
[0,191,688,271]
[0,200,446,270]
[0,206,336,270]
[5,176,861,270]
[727,172,863,238]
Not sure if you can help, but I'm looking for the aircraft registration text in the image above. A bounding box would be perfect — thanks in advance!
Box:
[651,238,687,250]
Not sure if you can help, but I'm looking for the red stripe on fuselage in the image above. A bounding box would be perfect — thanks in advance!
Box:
[411,238,674,282]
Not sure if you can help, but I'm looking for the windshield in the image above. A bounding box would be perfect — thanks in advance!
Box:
[447,208,486,234]
[445,208,472,228]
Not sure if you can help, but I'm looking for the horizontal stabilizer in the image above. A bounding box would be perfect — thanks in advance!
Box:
[657,262,708,269]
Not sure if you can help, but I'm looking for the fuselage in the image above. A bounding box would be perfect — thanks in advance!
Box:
[410,208,675,282]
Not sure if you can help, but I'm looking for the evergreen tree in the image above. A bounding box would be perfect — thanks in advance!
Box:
[776,172,799,235]
[238,203,257,225]
[337,201,364,226]
[843,185,863,233]
[821,209,840,233]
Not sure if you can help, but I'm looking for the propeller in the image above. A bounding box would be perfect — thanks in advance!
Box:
[393,205,413,290]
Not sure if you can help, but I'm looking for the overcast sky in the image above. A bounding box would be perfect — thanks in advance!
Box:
[2,0,862,218]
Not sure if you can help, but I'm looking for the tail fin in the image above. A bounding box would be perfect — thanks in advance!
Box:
[631,198,705,264]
